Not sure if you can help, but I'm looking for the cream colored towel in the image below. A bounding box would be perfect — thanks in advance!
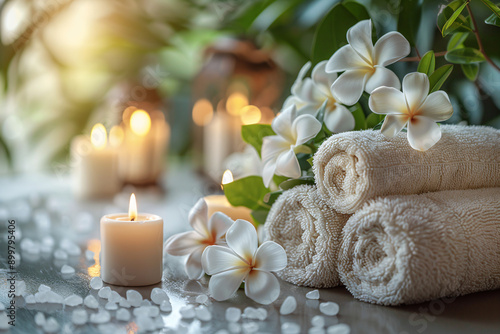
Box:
[338,187,500,306]
[313,125,500,214]
[265,185,350,288]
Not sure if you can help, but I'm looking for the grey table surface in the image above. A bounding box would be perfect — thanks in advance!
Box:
[0,161,499,334]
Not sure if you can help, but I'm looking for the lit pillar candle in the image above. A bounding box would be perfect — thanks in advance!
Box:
[71,124,121,199]
[100,194,163,286]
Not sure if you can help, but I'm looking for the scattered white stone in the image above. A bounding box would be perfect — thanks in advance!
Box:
[195,305,212,321]
[0,313,8,330]
[39,284,51,293]
[14,253,21,267]
[90,277,103,290]
[35,292,47,303]
[136,315,154,331]
[133,306,150,318]
[20,238,40,254]
[90,310,111,324]
[319,302,339,316]
[242,322,259,333]
[148,306,160,317]
[105,302,118,310]
[61,265,75,275]
[45,291,64,304]
[60,239,81,256]
[15,280,27,296]
[126,290,142,307]
[42,236,55,249]
[35,312,46,326]
[119,298,131,308]
[108,291,121,303]
[281,322,301,334]
[140,299,151,307]
[97,324,122,334]
[227,322,241,333]
[280,296,297,315]
[243,307,262,320]
[151,288,169,305]
[215,330,230,334]
[225,307,241,322]
[85,250,95,261]
[116,308,131,321]
[195,294,208,304]
[326,324,350,334]
[71,308,88,325]
[306,290,320,300]
[64,294,83,307]
[311,315,325,328]
[43,317,60,333]
[159,299,172,312]
[256,308,268,321]
[309,327,326,334]
[179,305,195,319]
[154,316,164,329]
[25,295,36,304]
[54,249,68,260]
[98,287,111,299]
[84,295,99,309]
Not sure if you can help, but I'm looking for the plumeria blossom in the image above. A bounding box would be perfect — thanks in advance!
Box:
[369,72,453,151]
[284,61,355,133]
[326,19,410,105]
[165,199,233,280]
[261,104,322,187]
[202,219,287,304]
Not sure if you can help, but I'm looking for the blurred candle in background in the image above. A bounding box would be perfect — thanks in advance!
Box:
[71,123,121,199]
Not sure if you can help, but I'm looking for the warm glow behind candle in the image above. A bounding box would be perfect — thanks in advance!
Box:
[240,105,262,125]
[129,193,137,221]
[130,110,151,136]
[90,123,107,150]
[226,92,248,116]
[109,125,124,147]
[192,99,214,126]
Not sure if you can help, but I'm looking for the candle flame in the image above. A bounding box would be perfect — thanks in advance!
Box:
[109,125,124,147]
[130,110,151,136]
[90,123,107,150]
[221,170,233,190]
[129,193,137,221]
[240,105,262,125]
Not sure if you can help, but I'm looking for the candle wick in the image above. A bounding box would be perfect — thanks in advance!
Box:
[131,217,135,222]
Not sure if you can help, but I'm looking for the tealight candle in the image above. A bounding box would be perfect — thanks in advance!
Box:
[100,194,163,286]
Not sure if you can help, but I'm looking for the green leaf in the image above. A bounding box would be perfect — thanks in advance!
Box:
[480,0,500,19]
[461,63,479,81]
[311,2,370,64]
[273,175,289,186]
[366,113,385,129]
[437,0,472,36]
[428,65,454,93]
[307,156,314,167]
[485,12,500,26]
[417,51,436,76]
[350,103,367,131]
[251,209,269,226]
[397,0,423,46]
[372,119,385,131]
[224,176,271,210]
[445,47,486,64]
[442,1,469,36]
[241,124,275,157]
[447,32,469,51]
[279,176,315,191]
[263,190,283,206]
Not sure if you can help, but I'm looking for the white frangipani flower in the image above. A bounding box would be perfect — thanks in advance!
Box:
[261,104,322,187]
[165,199,233,280]
[284,61,355,133]
[326,19,410,105]
[369,72,453,151]
[202,219,287,304]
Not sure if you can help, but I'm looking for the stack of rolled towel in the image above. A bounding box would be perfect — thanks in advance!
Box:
[265,125,500,305]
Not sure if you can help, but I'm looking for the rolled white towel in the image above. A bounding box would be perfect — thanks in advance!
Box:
[265,185,350,288]
[313,125,500,214]
[338,187,500,305]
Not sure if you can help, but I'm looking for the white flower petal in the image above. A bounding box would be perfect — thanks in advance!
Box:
[365,66,401,93]
[418,91,453,121]
[165,231,203,256]
[326,45,370,73]
[271,105,296,142]
[261,136,290,163]
[346,19,374,64]
[293,114,322,145]
[244,270,280,305]
[331,70,368,106]
[185,247,205,280]
[368,86,407,115]
[254,241,287,272]
[402,72,429,112]
[208,212,234,241]
[262,157,278,188]
[283,95,301,109]
[293,78,318,103]
[324,104,355,133]
[373,31,411,66]
[296,103,320,117]
[202,245,247,275]
[407,116,442,151]
[312,60,338,91]
[188,199,209,236]
[380,114,409,138]
[275,149,301,179]
[209,268,249,301]
[226,219,259,262]
[291,61,312,96]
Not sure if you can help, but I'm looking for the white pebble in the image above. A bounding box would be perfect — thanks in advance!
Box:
[108,291,121,303]
[119,298,131,308]
[43,317,60,333]
[98,287,111,299]
[38,284,51,292]
[85,250,95,261]
[195,305,212,321]
[60,239,81,256]
[133,306,150,318]
[54,249,68,260]
[35,312,46,326]
[242,322,259,333]
[25,295,36,304]
[105,302,118,310]
[71,309,88,325]
[243,307,261,319]
[90,310,111,324]
[256,308,267,321]
[154,316,164,329]
[179,305,195,319]
[311,315,325,328]
[148,306,160,317]
[160,299,172,312]
[306,290,320,300]
[126,290,142,307]
[35,292,47,303]
[150,288,169,305]
[61,265,75,275]
[195,294,208,304]
[64,294,83,307]
[280,296,297,315]
[136,315,154,331]
[90,277,103,290]
[281,322,301,334]
[326,324,350,334]
[15,280,27,296]
[215,330,230,334]
[225,307,241,322]
[140,299,151,307]
[116,308,130,321]
[319,302,339,316]
[21,238,40,254]
[309,327,326,334]
[227,322,241,333]
[45,291,64,304]
[0,314,7,330]
[83,295,99,309]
